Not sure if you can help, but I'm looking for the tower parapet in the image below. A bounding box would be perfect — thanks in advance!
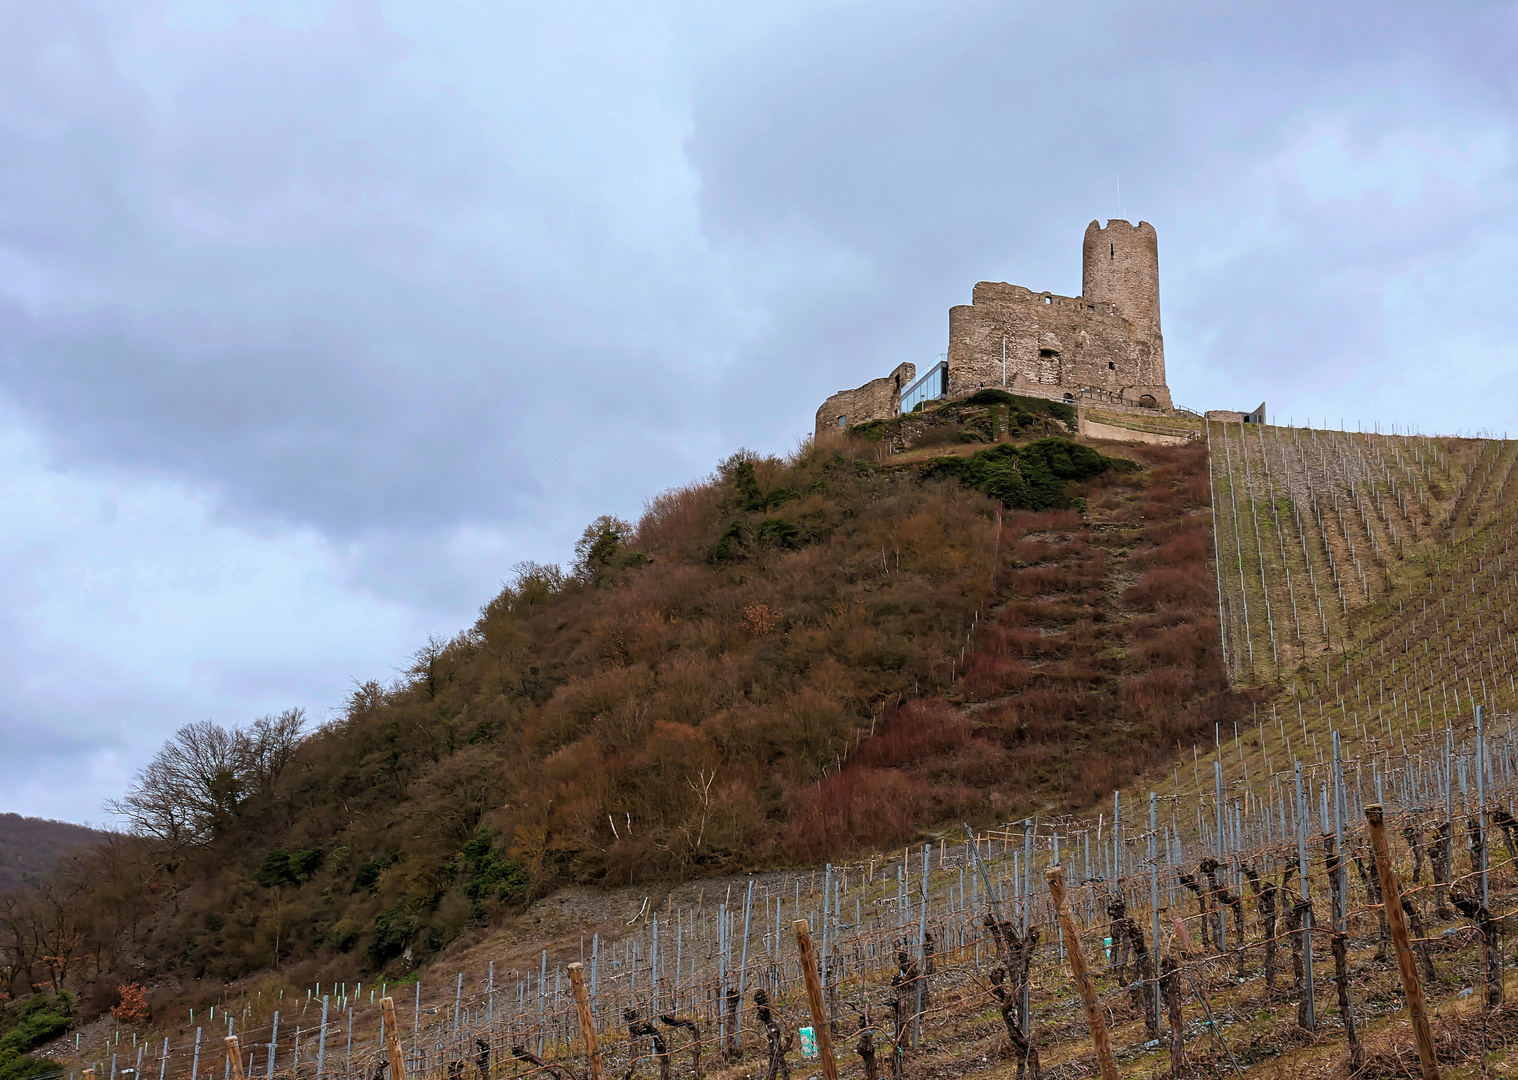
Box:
[1082,219,1161,339]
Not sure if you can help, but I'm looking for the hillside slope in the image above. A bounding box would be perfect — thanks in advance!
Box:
[0,428,1248,1012]
[12,418,1516,1080]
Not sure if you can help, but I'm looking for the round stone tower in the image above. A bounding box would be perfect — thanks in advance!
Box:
[1082,219,1160,336]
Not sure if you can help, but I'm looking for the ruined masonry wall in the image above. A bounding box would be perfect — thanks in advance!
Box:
[815,362,915,436]
[946,278,1170,408]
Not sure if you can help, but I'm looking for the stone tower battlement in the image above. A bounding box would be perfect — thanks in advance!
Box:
[815,218,1173,437]
[1082,219,1160,337]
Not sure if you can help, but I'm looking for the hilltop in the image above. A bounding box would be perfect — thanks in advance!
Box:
[7,413,1518,1080]
[0,413,1246,1010]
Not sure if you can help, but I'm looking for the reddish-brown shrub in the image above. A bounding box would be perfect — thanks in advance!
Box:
[1007,599,1104,623]
[1010,554,1108,596]
[785,767,933,862]
[1124,565,1214,610]
[1012,538,1061,564]
[1130,529,1208,569]
[1141,516,1206,544]
[962,622,1051,662]
[1128,624,1208,670]
[112,982,148,1024]
[851,701,970,769]
[1130,608,1197,633]
[1065,619,1113,647]
[1072,753,1127,802]
[1038,658,1113,685]
[1007,509,1081,534]
[928,736,1011,787]
[1182,471,1213,505]
[986,690,1088,744]
[1146,461,1189,486]
[1121,667,1195,716]
[957,651,1035,699]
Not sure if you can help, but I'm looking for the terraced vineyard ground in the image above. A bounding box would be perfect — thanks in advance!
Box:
[1207,423,1518,690]
[1196,422,1518,890]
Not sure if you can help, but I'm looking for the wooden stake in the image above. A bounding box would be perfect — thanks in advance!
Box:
[793,920,839,1080]
[380,998,409,1080]
[224,1038,245,1080]
[1366,804,1439,1080]
[568,962,602,1080]
[1045,865,1117,1080]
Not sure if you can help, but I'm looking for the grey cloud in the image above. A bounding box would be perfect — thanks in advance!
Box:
[0,1,752,547]
[6,1,1518,547]
[5,0,1518,820]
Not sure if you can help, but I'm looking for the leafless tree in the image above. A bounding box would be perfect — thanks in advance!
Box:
[106,711,307,891]
[243,709,307,794]
[0,889,43,999]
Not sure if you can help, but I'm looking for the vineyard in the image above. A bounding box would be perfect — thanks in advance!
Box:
[1206,421,1518,693]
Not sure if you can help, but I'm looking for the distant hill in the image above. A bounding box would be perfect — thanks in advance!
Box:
[0,813,107,891]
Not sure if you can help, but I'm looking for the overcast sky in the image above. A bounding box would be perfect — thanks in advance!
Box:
[4,1,1517,823]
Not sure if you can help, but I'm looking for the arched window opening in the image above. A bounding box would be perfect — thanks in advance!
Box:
[836,415,848,428]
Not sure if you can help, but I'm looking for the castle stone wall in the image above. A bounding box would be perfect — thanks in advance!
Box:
[946,277,1170,408]
[815,362,915,437]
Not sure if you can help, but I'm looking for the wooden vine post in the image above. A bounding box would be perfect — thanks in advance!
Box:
[380,997,410,1080]
[1366,804,1439,1080]
[225,1037,246,1080]
[568,962,603,1080]
[793,919,840,1080]
[1045,865,1118,1080]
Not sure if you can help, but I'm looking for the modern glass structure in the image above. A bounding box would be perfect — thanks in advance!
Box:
[900,358,948,414]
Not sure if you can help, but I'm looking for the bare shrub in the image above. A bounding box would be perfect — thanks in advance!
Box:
[1121,667,1196,716]
[785,767,933,863]
[1124,565,1214,610]
[851,702,971,770]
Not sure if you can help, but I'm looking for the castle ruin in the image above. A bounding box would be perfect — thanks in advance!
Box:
[815,219,1174,437]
